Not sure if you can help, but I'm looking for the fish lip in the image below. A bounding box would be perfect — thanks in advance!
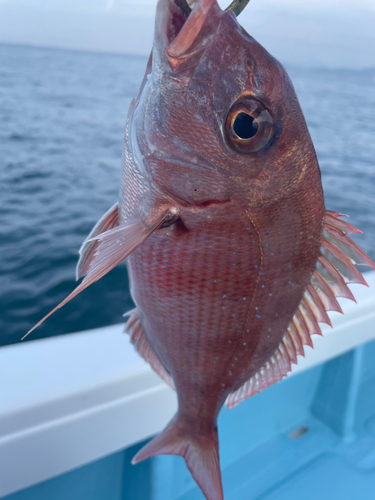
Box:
[155,0,222,68]
[156,0,191,50]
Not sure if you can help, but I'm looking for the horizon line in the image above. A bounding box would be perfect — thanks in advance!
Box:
[1,40,374,73]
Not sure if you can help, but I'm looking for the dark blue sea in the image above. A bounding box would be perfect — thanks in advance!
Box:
[0,43,374,347]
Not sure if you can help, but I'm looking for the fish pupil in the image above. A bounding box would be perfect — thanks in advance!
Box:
[233,112,258,140]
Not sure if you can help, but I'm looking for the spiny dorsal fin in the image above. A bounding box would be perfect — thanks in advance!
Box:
[124,309,175,389]
[226,211,375,409]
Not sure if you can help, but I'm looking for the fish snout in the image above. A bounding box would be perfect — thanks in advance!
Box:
[154,0,223,72]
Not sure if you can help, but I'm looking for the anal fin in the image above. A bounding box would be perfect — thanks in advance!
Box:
[124,309,175,389]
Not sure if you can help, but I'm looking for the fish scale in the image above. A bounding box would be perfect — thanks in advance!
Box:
[128,213,258,382]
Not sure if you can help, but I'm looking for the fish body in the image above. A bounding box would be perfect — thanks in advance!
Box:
[28,1,375,498]
[121,1,324,496]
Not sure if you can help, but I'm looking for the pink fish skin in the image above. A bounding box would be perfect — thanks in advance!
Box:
[26,0,375,498]
[124,0,325,497]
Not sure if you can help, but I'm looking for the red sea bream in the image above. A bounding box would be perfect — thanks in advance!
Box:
[28,0,375,498]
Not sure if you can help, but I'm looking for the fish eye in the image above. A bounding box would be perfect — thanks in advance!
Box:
[225,99,275,154]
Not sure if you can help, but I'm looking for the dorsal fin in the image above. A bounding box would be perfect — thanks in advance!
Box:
[226,211,375,410]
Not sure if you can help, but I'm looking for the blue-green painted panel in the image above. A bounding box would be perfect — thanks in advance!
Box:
[5,338,375,500]
[4,451,124,500]
[3,442,152,500]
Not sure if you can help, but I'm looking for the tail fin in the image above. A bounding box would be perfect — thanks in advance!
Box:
[132,416,223,500]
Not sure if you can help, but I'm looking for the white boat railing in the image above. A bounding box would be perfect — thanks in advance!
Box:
[1,270,375,498]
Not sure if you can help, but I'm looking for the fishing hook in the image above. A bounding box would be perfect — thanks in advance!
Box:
[179,0,251,17]
[224,0,251,16]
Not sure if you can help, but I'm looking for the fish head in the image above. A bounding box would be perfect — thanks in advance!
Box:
[130,0,323,210]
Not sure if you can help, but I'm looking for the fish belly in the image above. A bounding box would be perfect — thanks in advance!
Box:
[126,208,302,418]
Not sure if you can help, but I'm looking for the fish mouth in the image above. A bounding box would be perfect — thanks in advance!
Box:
[156,0,223,65]
[165,1,191,46]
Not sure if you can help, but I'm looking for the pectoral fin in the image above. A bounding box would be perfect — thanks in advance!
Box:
[76,202,119,280]
[24,209,172,339]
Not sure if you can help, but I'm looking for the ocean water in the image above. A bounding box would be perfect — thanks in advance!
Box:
[0,43,374,347]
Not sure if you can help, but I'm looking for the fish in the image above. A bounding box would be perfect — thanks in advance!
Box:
[26,0,375,498]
